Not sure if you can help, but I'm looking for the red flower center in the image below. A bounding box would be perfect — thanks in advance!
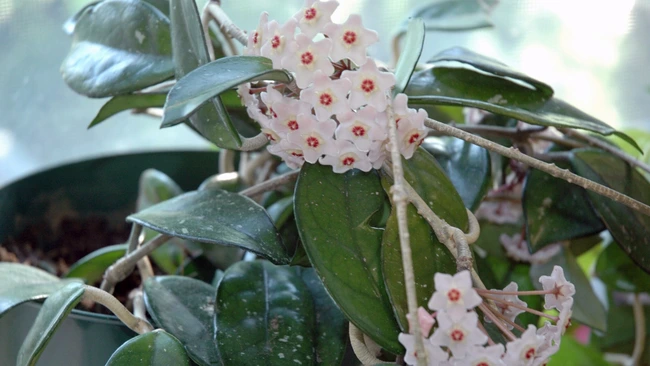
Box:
[477,363,489,366]
[290,151,303,158]
[304,7,317,20]
[360,79,375,93]
[301,51,314,65]
[395,117,401,128]
[351,126,366,137]
[264,133,276,142]
[450,329,464,342]
[343,31,357,45]
[408,133,421,144]
[342,157,355,166]
[524,347,535,359]
[319,93,333,106]
[447,288,461,302]
[252,31,259,45]
[269,107,277,118]
[271,35,281,49]
[287,120,299,130]
[306,136,320,148]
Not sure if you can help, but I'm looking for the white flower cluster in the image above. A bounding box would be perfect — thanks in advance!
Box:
[499,233,561,265]
[238,0,428,173]
[399,267,576,365]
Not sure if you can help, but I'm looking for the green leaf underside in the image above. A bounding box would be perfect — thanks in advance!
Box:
[294,267,348,365]
[381,202,456,330]
[393,18,425,96]
[106,330,190,366]
[401,0,496,32]
[0,263,79,316]
[429,47,553,97]
[403,147,469,231]
[16,282,85,366]
[530,247,607,331]
[89,93,167,128]
[425,136,491,211]
[294,164,403,354]
[163,56,292,128]
[127,189,289,264]
[596,243,650,293]
[61,0,173,97]
[143,276,222,366]
[168,0,241,149]
[215,261,315,365]
[570,149,650,272]
[64,244,128,284]
[523,165,604,251]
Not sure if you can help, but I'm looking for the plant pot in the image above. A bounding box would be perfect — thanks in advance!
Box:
[0,150,220,366]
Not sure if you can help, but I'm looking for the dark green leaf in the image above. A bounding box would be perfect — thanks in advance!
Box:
[106,330,191,366]
[63,1,100,35]
[61,0,173,97]
[127,189,289,264]
[424,136,491,211]
[403,147,468,231]
[16,282,85,366]
[143,0,170,16]
[530,247,607,331]
[168,0,242,149]
[294,267,348,365]
[294,164,402,353]
[0,263,80,317]
[64,244,128,284]
[472,222,521,287]
[596,242,650,293]
[176,254,219,282]
[163,56,292,127]
[401,0,497,32]
[598,294,650,362]
[267,196,294,229]
[89,93,167,128]
[215,261,315,365]
[393,18,424,96]
[571,149,650,272]
[143,276,222,366]
[381,202,456,330]
[429,47,553,97]
[523,163,604,251]
[198,172,243,192]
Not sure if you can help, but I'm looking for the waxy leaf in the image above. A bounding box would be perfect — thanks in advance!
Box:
[168,0,241,149]
[106,330,190,366]
[163,56,292,127]
[16,282,85,366]
[403,147,469,231]
[61,0,173,97]
[215,261,315,365]
[62,1,100,35]
[571,149,650,272]
[294,267,348,365]
[596,242,650,293]
[294,163,402,353]
[381,203,456,330]
[0,263,79,317]
[523,164,604,251]
[127,189,289,264]
[267,196,294,229]
[424,136,491,211]
[399,0,496,32]
[64,244,128,284]
[143,276,221,366]
[89,93,167,128]
[393,18,425,96]
[530,247,607,331]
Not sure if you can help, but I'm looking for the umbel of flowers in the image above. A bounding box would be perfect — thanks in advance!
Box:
[237,0,428,173]
[399,267,575,365]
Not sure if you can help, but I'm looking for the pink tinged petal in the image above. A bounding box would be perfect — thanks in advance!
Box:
[261,19,298,68]
[300,70,350,121]
[484,282,527,329]
[342,59,396,111]
[416,307,435,336]
[504,325,545,366]
[430,311,487,359]
[271,100,312,133]
[282,35,333,88]
[267,139,305,169]
[392,93,410,115]
[293,0,339,38]
[237,83,255,106]
[287,116,336,163]
[539,265,575,311]
[399,333,448,366]
[323,14,378,65]
[245,12,269,56]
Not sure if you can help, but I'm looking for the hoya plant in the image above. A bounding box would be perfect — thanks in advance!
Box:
[3,0,650,365]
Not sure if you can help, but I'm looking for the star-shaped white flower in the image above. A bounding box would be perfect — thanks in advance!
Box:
[430,310,488,359]
[293,0,339,38]
[270,99,313,134]
[398,333,449,366]
[320,140,372,173]
[397,108,427,159]
[323,14,379,65]
[556,297,573,333]
[237,83,256,106]
[267,138,305,169]
[503,325,545,366]
[246,100,271,128]
[452,344,506,366]
[335,106,388,152]
[260,19,298,69]
[299,70,351,121]
[244,12,269,56]
[287,114,337,163]
[535,322,561,362]
[484,282,527,330]
[341,59,395,111]
[282,34,334,88]
[428,271,482,320]
[539,265,575,311]
[260,86,285,119]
